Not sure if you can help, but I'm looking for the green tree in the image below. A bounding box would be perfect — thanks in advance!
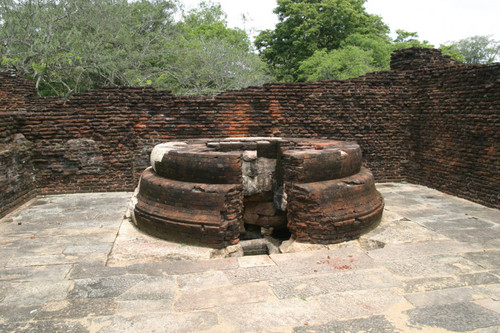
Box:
[0,0,271,96]
[298,46,378,81]
[0,0,179,97]
[156,1,271,95]
[449,35,499,64]
[439,44,466,62]
[255,0,389,81]
[392,29,433,50]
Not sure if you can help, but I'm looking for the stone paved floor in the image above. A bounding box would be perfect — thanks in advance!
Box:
[0,183,499,332]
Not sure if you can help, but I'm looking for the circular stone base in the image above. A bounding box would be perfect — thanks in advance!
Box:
[133,137,384,248]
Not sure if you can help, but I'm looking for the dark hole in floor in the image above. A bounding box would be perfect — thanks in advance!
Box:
[271,227,291,241]
[242,242,270,256]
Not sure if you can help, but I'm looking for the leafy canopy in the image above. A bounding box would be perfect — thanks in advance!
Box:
[445,35,499,64]
[255,0,389,81]
[256,0,472,82]
[0,0,271,97]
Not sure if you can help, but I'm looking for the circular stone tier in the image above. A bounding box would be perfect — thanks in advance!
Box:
[132,137,384,249]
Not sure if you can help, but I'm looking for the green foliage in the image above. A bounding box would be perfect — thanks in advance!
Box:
[255,0,389,81]
[439,44,466,62]
[158,1,271,95]
[449,35,499,64]
[0,0,271,97]
[298,46,378,81]
[392,30,434,50]
[342,33,392,70]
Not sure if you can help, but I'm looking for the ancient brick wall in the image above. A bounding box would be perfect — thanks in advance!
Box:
[0,72,37,217]
[405,63,499,207]
[0,48,498,216]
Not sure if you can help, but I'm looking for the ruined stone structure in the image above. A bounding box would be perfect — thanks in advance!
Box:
[132,138,384,248]
[1,48,499,220]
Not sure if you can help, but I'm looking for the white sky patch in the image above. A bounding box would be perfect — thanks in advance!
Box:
[364,0,500,45]
[180,0,499,46]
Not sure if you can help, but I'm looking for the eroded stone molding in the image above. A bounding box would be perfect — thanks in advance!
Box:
[131,137,384,248]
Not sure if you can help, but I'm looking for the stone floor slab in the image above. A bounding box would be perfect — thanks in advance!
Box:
[225,265,284,284]
[439,227,500,245]
[0,265,72,282]
[314,288,409,320]
[174,282,276,311]
[67,275,145,299]
[401,275,466,293]
[0,320,89,333]
[91,312,218,333]
[462,251,500,270]
[1,280,72,306]
[270,248,376,276]
[382,254,484,278]
[292,315,397,333]
[473,284,500,301]
[269,269,400,299]
[404,287,485,307]
[176,270,230,291]
[367,239,481,261]
[117,276,175,301]
[35,298,118,320]
[238,254,275,268]
[406,302,500,332]
[215,297,331,332]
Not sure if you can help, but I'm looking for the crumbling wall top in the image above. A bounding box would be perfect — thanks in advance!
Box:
[390,47,460,71]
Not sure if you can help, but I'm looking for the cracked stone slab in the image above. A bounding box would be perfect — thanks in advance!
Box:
[420,217,497,231]
[473,284,500,301]
[270,269,401,299]
[459,272,500,286]
[366,240,481,261]
[404,287,485,307]
[67,275,145,299]
[117,276,175,301]
[315,288,409,320]
[0,305,40,323]
[270,248,376,276]
[63,242,113,255]
[475,298,500,314]
[0,320,89,333]
[387,206,448,221]
[293,315,397,333]
[1,281,72,306]
[225,265,284,284]
[174,282,276,311]
[0,265,72,282]
[438,227,500,245]
[107,219,214,265]
[69,263,127,279]
[382,254,484,278]
[116,299,175,314]
[238,254,275,268]
[35,298,118,320]
[5,254,76,268]
[176,270,230,291]
[91,311,218,333]
[401,276,466,293]
[125,257,239,276]
[462,251,500,270]
[215,297,331,332]
[361,212,447,244]
[406,302,500,332]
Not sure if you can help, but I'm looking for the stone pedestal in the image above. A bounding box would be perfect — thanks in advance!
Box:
[132,137,384,248]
